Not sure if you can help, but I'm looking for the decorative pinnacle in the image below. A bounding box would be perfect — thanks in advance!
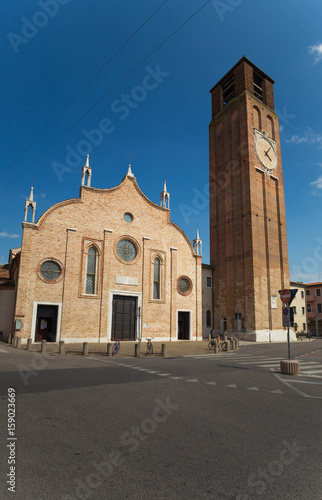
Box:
[85,154,89,168]
[127,165,134,177]
[29,186,34,201]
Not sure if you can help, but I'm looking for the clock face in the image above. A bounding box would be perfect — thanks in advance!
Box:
[255,135,277,171]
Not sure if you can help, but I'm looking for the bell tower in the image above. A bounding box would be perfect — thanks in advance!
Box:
[209,56,291,341]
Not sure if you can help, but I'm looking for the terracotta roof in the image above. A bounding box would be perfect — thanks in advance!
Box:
[305,282,322,287]
[0,264,10,279]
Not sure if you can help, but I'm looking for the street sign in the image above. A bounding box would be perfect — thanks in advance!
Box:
[279,289,291,303]
[282,306,290,326]
[289,289,298,306]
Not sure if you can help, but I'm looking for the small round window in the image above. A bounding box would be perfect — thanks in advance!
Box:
[40,261,62,281]
[178,277,192,295]
[124,213,133,223]
[116,239,137,262]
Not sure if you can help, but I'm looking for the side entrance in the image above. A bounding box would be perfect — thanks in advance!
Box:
[178,311,190,340]
[35,304,58,342]
[111,295,137,341]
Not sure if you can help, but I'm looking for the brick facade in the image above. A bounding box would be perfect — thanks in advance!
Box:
[14,171,202,343]
[209,57,292,341]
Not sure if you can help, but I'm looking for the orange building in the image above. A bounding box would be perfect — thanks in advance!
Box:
[305,282,322,337]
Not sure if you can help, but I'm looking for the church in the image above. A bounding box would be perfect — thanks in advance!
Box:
[0,56,294,344]
[8,160,202,344]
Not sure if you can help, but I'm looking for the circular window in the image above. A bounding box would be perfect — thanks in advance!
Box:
[178,277,192,295]
[124,213,133,223]
[116,239,137,262]
[40,261,62,281]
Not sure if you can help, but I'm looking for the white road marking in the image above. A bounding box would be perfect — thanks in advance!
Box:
[238,359,281,365]
[0,348,9,353]
[298,363,321,368]
[205,381,217,385]
[280,378,322,385]
[270,389,284,394]
[186,379,198,382]
[300,369,322,375]
[247,387,260,391]
[170,376,183,380]
[250,363,281,368]
[157,373,171,377]
[271,369,322,399]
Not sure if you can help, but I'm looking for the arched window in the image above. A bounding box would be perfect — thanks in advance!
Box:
[153,257,161,299]
[267,115,275,141]
[253,105,261,131]
[86,246,98,294]
[206,310,211,328]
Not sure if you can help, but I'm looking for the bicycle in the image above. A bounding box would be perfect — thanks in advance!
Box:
[112,338,120,355]
[208,337,228,351]
[145,337,154,356]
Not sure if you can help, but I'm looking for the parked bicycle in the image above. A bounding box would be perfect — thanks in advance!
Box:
[145,337,154,355]
[208,337,228,351]
[112,338,120,355]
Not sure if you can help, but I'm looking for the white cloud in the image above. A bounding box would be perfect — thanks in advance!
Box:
[309,42,322,64]
[0,231,20,238]
[311,176,322,189]
[286,127,322,148]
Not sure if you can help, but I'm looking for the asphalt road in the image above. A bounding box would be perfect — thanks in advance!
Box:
[0,341,322,500]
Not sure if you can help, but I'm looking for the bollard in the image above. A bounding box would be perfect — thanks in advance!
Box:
[83,342,88,356]
[8,334,12,345]
[16,337,22,348]
[208,334,211,342]
[41,339,46,353]
[27,338,32,350]
[214,342,219,354]
[230,338,234,349]
[235,339,238,350]
[225,341,229,352]
[280,360,300,375]
[13,336,17,348]
[161,344,167,357]
[135,344,140,358]
[224,335,227,343]
[107,343,112,356]
[59,341,65,355]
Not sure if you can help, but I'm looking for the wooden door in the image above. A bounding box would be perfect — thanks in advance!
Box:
[112,296,137,340]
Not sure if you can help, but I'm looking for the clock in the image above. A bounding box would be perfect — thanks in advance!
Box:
[254,130,277,172]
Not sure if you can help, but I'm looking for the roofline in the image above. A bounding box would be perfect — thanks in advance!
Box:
[202,263,214,269]
[290,281,306,287]
[209,55,275,93]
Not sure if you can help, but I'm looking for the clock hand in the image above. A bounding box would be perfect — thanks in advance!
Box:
[264,150,272,161]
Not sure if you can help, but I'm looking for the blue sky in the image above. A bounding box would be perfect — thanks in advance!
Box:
[1,0,322,283]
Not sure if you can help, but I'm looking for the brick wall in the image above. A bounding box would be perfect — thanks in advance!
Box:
[14,175,202,342]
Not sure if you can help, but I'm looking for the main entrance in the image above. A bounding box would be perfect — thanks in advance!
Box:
[112,295,137,340]
[35,305,58,342]
[178,311,190,340]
